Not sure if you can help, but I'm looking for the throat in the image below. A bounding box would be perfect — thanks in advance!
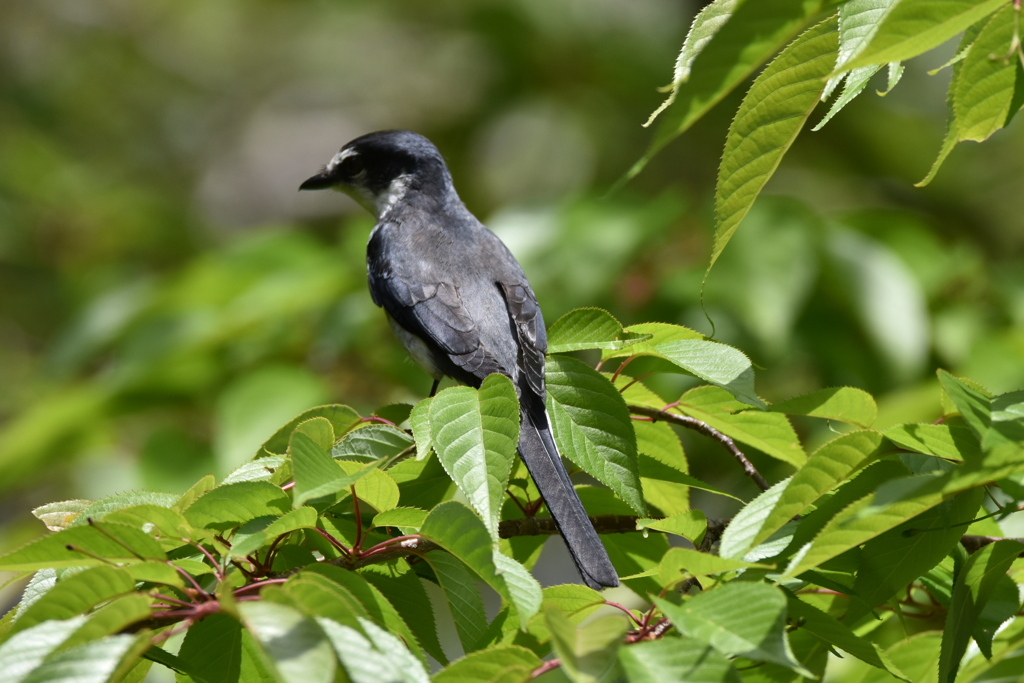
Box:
[373,175,413,219]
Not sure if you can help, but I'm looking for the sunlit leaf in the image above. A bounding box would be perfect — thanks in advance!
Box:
[618,637,741,683]
[432,645,540,683]
[238,601,336,683]
[546,607,628,683]
[769,387,877,428]
[546,307,651,353]
[182,481,290,530]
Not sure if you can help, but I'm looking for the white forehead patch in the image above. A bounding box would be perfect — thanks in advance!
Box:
[326,147,358,173]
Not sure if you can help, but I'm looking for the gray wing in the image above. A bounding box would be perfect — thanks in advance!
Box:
[499,281,547,398]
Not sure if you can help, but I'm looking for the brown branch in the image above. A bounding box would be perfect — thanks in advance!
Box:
[961,535,1024,555]
[627,404,769,492]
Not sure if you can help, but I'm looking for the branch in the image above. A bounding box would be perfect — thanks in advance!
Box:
[627,404,770,492]
[961,535,1024,556]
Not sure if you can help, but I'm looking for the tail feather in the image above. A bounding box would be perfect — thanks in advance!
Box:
[517,401,619,590]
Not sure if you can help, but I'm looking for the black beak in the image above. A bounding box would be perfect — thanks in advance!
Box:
[299,172,335,191]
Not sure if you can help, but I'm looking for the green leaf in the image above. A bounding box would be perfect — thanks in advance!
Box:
[768,387,877,428]
[238,601,336,683]
[331,424,413,461]
[260,404,362,456]
[334,461,400,513]
[636,510,707,544]
[429,375,520,543]
[228,507,318,558]
[843,0,1008,70]
[0,522,166,571]
[847,487,985,625]
[223,455,286,484]
[103,505,193,544]
[0,617,87,683]
[939,370,992,439]
[176,613,243,683]
[939,540,1024,683]
[546,307,650,353]
[295,416,334,450]
[173,475,216,513]
[546,607,629,683]
[545,356,645,514]
[654,583,811,676]
[182,481,290,531]
[634,419,690,514]
[31,500,91,532]
[786,595,910,682]
[370,507,426,532]
[632,0,832,179]
[422,550,487,653]
[279,573,367,630]
[677,385,805,468]
[300,565,426,666]
[660,340,766,409]
[745,430,883,556]
[420,501,542,628]
[883,423,980,463]
[317,616,429,683]
[712,14,838,278]
[658,548,760,587]
[432,645,540,683]
[618,636,741,683]
[814,64,883,130]
[645,0,742,125]
[62,594,152,650]
[290,432,373,508]
[360,563,447,665]
[67,491,178,527]
[408,398,433,461]
[21,634,142,683]
[11,566,137,634]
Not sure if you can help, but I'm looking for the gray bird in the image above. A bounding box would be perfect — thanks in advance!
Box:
[300,130,619,589]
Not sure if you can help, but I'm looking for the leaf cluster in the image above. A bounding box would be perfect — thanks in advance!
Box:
[2,307,1023,682]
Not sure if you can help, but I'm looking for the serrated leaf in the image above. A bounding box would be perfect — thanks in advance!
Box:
[370,507,426,532]
[422,550,487,653]
[0,617,87,683]
[290,432,373,508]
[843,0,1008,70]
[939,540,1024,683]
[658,548,760,588]
[633,419,690,514]
[884,423,981,463]
[300,565,427,666]
[11,566,137,634]
[938,370,992,439]
[420,500,542,628]
[182,481,290,531]
[786,595,910,682]
[228,507,318,558]
[331,424,413,461]
[713,14,838,278]
[769,387,877,428]
[546,607,628,683]
[32,501,91,532]
[333,461,400,514]
[317,616,429,683]
[0,522,166,571]
[545,356,645,514]
[223,456,286,484]
[408,398,432,461]
[546,307,650,353]
[743,430,883,555]
[177,613,243,683]
[68,491,178,527]
[429,375,519,543]
[846,487,985,625]
[103,505,193,542]
[432,645,540,683]
[173,475,216,513]
[21,634,141,683]
[677,385,805,468]
[295,416,334,450]
[654,583,811,676]
[62,594,152,650]
[657,339,766,409]
[618,636,741,683]
[630,0,832,180]
[360,563,447,665]
[261,404,362,456]
[831,0,901,75]
[280,573,368,630]
[636,511,707,544]
[238,601,336,683]
[814,64,882,130]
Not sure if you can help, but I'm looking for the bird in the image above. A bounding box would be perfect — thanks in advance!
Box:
[300,130,619,589]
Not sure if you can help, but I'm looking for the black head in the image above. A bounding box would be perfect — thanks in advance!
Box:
[299,130,454,218]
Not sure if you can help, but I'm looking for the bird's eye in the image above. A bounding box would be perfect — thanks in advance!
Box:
[339,155,364,177]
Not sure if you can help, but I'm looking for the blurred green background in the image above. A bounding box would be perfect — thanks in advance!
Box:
[2,0,1023,595]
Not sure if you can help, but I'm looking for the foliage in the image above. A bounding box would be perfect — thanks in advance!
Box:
[1,305,1022,681]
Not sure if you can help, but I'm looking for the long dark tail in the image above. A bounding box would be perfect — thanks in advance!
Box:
[517,397,619,590]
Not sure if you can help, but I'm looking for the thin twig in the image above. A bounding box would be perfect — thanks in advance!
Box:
[531,659,561,679]
[627,404,770,492]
